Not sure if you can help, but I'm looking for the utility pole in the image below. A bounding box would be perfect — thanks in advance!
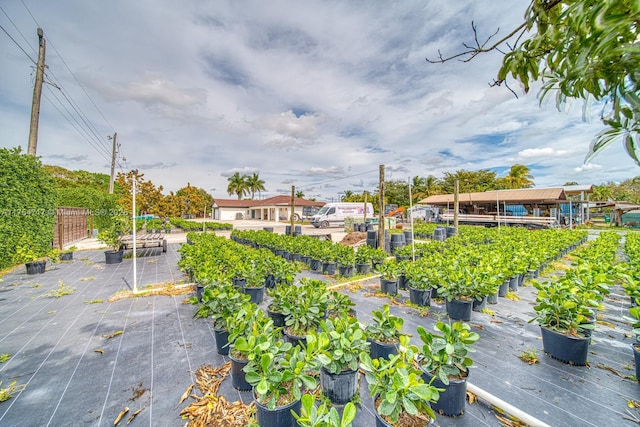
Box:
[378,165,385,252]
[28,28,46,156]
[108,132,118,194]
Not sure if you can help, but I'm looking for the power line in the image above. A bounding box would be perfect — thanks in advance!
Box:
[21,0,116,134]
[295,169,378,190]
[0,5,37,57]
[0,21,36,63]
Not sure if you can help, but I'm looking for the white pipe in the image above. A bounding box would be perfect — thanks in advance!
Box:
[467,382,552,427]
[132,174,137,293]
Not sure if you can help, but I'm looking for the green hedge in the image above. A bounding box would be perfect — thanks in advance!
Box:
[57,186,120,231]
[0,148,57,269]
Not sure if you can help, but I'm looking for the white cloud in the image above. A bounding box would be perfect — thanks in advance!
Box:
[574,163,602,173]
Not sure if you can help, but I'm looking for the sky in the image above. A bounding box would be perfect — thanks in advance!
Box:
[0,0,636,202]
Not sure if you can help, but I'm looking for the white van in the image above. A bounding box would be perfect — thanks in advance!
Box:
[311,202,374,228]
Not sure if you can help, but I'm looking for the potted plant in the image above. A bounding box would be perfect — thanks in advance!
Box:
[355,245,373,274]
[98,215,130,264]
[376,260,399,296]
[266,283,297,327]
[359,340,440,427]
[438,265,476,321]
[14,243,46,275]
[194,284,251,355]
[404,262,431,307]
[365,304,406,360]
[415,321,479,417]
[327,291,356,319]
[243,268,266,304]
[370,247,389,269]
[320,246,338,275]
[244,334,321,427]
[282,279,328,346]
[315,316,369,404]
[529,277,594,365]
[227,302,278,391]
[292,393,356,427]
[60,245,77,261]
[336,245,355,278]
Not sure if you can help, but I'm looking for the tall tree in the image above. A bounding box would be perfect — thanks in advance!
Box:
[428,1,640,165]
[245,173,266,199]
[295,190,305,198]
[497,164,534,189]
[440,169,498,194]
[115,171,164,215]
[413,175,442,202]
[176,183,213,217]
[227,172,248,200]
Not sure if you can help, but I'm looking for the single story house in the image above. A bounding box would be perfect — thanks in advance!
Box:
[212,196,325,222]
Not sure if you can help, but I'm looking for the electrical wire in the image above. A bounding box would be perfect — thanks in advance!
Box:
[0,21,35,64]
[0,4,37,57]
[295,169,378,190]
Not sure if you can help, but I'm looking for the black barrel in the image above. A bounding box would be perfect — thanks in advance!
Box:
[390,233,406,254]
[403,230,413,245]
[285,225,291,235]
[263,227,274,232]
[446,226,457,238]
[433,227,446,241]
[366,230,378,248]
[294,225,302,236]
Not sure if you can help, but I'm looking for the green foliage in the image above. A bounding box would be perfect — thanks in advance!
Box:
[0,148,57,269]
[292,394,356,427]
[56,185,119,231]
[359,340,439,424]
[315,316,369,374]
[97,214,131,251]
[415,321,479,385]
[365,304,404,344]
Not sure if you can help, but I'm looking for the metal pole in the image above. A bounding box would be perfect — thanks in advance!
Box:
[496,190,500,233]
[408,178,415,261]
[453,179,459,234]
[378,165,385,252]
[132,171,137,293]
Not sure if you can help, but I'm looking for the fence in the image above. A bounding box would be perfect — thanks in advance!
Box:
[53,207,91,249]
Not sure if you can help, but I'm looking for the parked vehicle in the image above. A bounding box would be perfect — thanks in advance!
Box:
[311,202,374,228]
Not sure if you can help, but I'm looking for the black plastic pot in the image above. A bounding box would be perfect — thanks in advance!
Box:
[408,286,431,307]
[322,262,337,275]
[267,308,286,327]
[213,327,229,355]
[229,353,252,391]
[487,292,498,305]
[264,274,276,289]
[356,263,371,274]
[446,299,472,321]
[338,265,354,278]
[284,329,307,348]
[320,367,358,404]
[498,280,509,297]
[290,253,301,262]
[196,284,204,303]
[420,369,467,417]
[60,252,73,261]
[243,285,265,304]
[232,277,246,288]
[472,296,487,312]
[398,274,407,290]
[540,326,589,366]
[25,260,46,275]
[633,343,640,380]
[104,250,123,265]
[380,278,398,296]
[254,392,300,427]
[369,338,398,360]
[508,275,518,291]
[310,259,322,272]
[373,394,436,426]
[518,273,525,287]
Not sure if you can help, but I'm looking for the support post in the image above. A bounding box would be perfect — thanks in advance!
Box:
[28,28,46,156]
[290,185,295,236]
[454,179,459,234]
[132,171,138,293]
[378,165,385,252]
[108,133,117,194]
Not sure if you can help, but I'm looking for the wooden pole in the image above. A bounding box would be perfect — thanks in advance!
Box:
[108,133,117,194]
[378,165,385,252]
[454,179,459,234]
[290,185,295,236]
[28,28,46,156]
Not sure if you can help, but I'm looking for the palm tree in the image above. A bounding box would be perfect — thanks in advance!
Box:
[295,190,305,198]
[503,164,534,189]
[246,173,266,199]
[413,175,441,202]
[227,172,248,200]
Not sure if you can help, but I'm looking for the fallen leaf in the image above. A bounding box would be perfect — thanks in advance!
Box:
[179,384,194,404]
[126,409,141,424]
[103,330,123,339]
[94,349,104,355]
[114,407,129,425]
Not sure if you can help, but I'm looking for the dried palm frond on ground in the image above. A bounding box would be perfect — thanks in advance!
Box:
[108,283,194,302]
[180,362,255,427]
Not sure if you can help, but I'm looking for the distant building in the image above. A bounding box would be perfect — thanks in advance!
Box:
[212,196,325,221]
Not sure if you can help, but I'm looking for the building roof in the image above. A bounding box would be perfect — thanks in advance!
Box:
[213,195,325,209]
[420,187,568,205]
[562,184,593,195]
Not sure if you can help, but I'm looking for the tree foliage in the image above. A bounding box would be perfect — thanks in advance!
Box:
[0,148,57,269]
[440,169,498,194]
[496,164,534,189]
[428,0,640,164]
[176,183,213,217]
[115,171,164,216]
[227,172,249,199]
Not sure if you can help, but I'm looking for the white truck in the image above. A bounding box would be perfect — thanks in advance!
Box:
[311,202,375,228]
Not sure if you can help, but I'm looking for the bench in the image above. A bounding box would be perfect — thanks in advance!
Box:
[120,233,167,253]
